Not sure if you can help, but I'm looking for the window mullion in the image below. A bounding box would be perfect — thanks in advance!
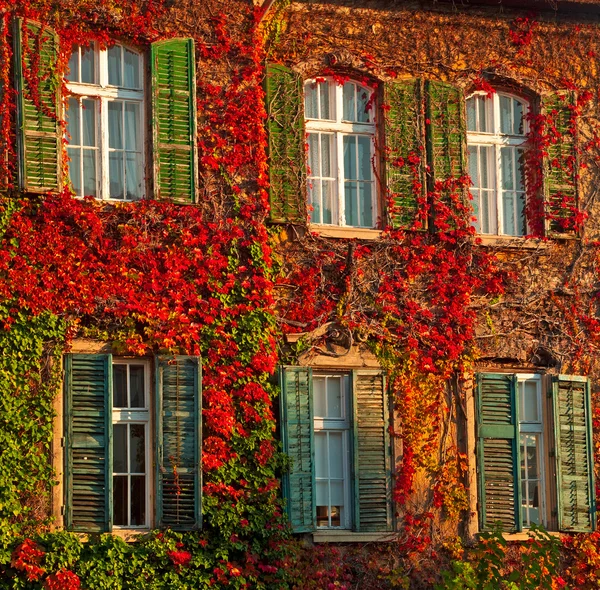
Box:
[100,97,109,199]
[495,144,503,235]
[337,133,344,225]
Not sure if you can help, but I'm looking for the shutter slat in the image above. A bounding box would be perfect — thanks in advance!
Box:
[265,64,306,223]
[151,39,197,202]
[553,375,595,532]
[65,354,111,532]
[353,372,392,532]
[156,356,202,530]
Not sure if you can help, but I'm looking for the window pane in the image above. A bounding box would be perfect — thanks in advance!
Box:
[305,83,318,119]
[470,189,480,233]
[113,423,127,473]
[107,45,122,86]
[329,505,341,527]
[130,424,145,473]
[466,98,476,132]
[477,97,489,132]
[343,136,357,180]
[343,82,355,122]
[124,49,140,89]
[345,182,357,226]
[500,95,512,135]
[67,49,79,82]
[479,147,490,189]
[330,480,344,506]
[314,377,326,417]
[67,98,80,145]
[113,364,127,407]
[516,149,526,192]
[502,192,517,235]
[124,103,140,151]
[357,136,371,181]
[82,151,97,197]
[326,377,341,418]
[80,46,95,84]
[67,149,81,196]
[328,433,343,479]
[113,475,127,526]
[319,81,330,120]
[316,503,329,526]
[130,476,146,526]
[522,380,539,422]
[514,100,524,135]
[481,191,493,234]
[109,153,124,199]
[82,99,96,147]
[308,133,319,177]
[359,183,373,227]
[322,181,334,224]
[357,87,370,123]
[501,147,514,191]
[321,135,331,177]
[126,153,142,200]
[309,181,321,223]
[129,365,145,408]
[315,432,328,478]
[108,103,123,149]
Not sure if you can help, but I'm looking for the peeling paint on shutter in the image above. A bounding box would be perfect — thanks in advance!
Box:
[64,354,112,532]
[384,79,426,229]
[553,375,596,532]
[280,366,315,532]
[542,92,579,235]
[265,64,306,223]
[352,371,392,532]
[476,373,521,532]
[156,356,202,529]
[151,38,197,203]
[14,19,61,193]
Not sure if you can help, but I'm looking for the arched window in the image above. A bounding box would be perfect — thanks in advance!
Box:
[467,92,528,236]
[304,78,376,228]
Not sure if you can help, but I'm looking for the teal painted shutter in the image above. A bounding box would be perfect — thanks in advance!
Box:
[476,373,521,532]
[280,366,315,532]
[265,64,306,223]
[352,371,392,532]
[151,38,197,203]
[425,80,466,229]
[156,356,202,529]
[552,375,596,532]
[14,19,61,193]
[384,79,426,229]
[542,92,579,235]
[64,354,112,532]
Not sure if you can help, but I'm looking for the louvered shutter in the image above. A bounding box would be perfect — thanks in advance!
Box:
[476,373,521,532]
[280,366,315,532]
[352,371,392,532]
[64,354,112,532]
[552,375,596,532]
[425,81,467,228]
[265,64,306,223]
[151,39,197,203]
[542,92,579,235]
[156,356,202,529]
[384,79,426,229]
[14,19,61,193]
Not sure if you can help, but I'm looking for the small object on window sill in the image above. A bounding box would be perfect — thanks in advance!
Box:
[310,225,382,240]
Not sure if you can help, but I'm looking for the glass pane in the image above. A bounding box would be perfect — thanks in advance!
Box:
[67,49,79,82]
[124,103,139,151]
[67,149,81,196]
[330,505,341,527]
[113,475,127,526]
[124,49,140,89]
[468,146,478,185]
[130,476,145,526]
[482,190,494,234]
[315,432,327,478]
[126,152,142,200]
[308,134,319,177]
[522,380,539,422]
[67,98,80,145]
[357,87,370,123]
[327,377,341,418]
[501,148,514,191]
[319,81,330,120]
[360,183,373,227]
[113,424,128,473]
[109,153,124,199]
[108,102,123,149]
[480,147,490,189]
[500,96,512,135]
[345,182,357,226]
[516,193,525,236]
[321,135,331,177]
[329,433,343,479]
[82,99,95,147]
[309,181,320,223]
[470,189,480,233]
[344,136,356,180]
[113,364,127,407]
[514,100,524,135]
[529,481,539,508]
[108,45,122,86]
[330,480,344,506]
[314,377,326,417]
[502,191,516,235]
[80,46,95,84]
[357,136,371,180]
[517,149,526,191]
[466,98,476,132]
[82,151,96,197]
[343,82,355,122]
[129,365,145,408]
[477,97,489,133]
[305,83,318,119]
[316,504,329,527]
[130,424,146,472]
[322,180,334,224]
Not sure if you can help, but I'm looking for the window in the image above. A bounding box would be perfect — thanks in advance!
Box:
[304,79,377,228]
[476,372,596,533]
[280,367,392,533]
[467,92,528,236]
[66,44,144,200]
[64,354,201,532]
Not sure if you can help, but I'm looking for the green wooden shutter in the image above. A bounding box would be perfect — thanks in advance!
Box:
[265,64,306,223]
[542,92,579,235]
[476,373,521,532]
[384,79,426,229]
[156,356,202,529]
[552,375,596,532]
[64,354,112,532]
[352,371,392,532]
[280,366,315,532]
[425,80,466,228]
[14,19,61,193]
[151,38,197,203]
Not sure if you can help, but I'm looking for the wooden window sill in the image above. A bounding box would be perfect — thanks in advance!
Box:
[310,225,382,240]
[312,530,396,543]
[474,235,550,250]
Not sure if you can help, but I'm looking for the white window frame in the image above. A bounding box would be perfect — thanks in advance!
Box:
[305,78,377,228]
[112,359,151,529]
[313,372,352,530]
[66,43,145,201]
[467,92,528,236]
